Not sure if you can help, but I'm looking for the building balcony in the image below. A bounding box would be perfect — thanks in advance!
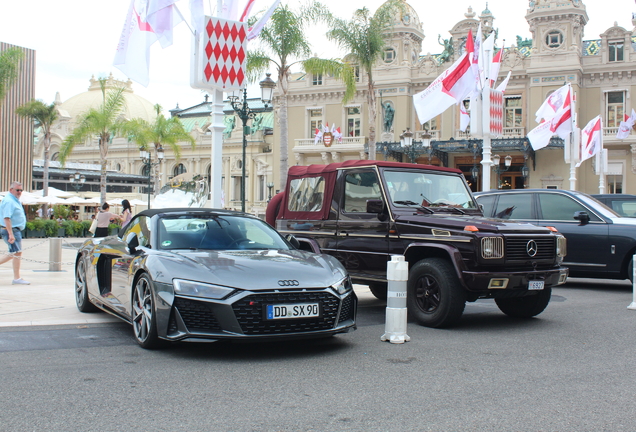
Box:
[455,127,526,139]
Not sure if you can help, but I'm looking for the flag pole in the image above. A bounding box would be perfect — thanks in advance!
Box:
[569,83,578,191]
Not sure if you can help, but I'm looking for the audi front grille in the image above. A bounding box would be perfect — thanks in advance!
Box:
[232,291,341,335]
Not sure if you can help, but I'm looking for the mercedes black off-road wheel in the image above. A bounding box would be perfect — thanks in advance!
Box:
[368,282,388,300]
[407,258,466,328]
[495,287,552,318]
[75,255,98,313]
[132,273,161,349]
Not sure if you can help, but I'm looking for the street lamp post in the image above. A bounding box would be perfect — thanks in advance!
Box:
[492,154,512,189]
[267,182,275,201]
[399,128,415,162]
[140,146,164,208]
[228,73,276,213]
[68,171,86,192]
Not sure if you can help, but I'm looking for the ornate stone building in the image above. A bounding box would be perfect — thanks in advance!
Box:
[275,0,636,194]
[34,0,636,214]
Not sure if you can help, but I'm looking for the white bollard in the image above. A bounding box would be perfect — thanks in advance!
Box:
[629,254,636,311]
[49,237,62,272]
[381,255,411,344]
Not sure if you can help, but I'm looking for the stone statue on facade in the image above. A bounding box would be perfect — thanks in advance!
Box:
[223,115,235,138]
[438,35,454,63]
[383,102,395,132]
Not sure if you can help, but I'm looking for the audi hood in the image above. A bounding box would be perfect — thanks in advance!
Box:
[152,249,348,290]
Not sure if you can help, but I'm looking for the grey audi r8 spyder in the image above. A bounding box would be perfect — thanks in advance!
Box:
[74,208,357,348]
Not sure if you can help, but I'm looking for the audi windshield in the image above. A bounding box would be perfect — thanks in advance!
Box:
[158,214,291,250]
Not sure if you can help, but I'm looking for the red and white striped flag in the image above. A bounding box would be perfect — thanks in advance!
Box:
[576,115,603,167]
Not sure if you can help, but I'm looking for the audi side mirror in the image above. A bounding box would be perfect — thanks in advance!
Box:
[573,211,590,224]
[285,234,301,249]
[126,232,139,253]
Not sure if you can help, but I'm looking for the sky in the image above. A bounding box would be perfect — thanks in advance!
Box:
[0,0,632,115]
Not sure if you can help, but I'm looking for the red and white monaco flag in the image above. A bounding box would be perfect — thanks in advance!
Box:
[489,45,503,87]
[442,50,477,104]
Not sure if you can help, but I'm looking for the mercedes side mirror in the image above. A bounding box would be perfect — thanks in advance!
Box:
[366,199,384,214]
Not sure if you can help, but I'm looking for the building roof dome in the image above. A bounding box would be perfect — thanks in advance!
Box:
[59,74,157,123]
[378,0,422,30]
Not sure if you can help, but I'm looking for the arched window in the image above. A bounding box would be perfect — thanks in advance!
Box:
[142,165,150,177]
[173,163,187,176]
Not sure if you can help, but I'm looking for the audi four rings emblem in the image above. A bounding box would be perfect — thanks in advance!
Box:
[526,240,538,257]
[278,280,299,286]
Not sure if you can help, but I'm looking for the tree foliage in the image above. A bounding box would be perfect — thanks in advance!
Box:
[16,100,59,202]
[59,78,128,203]
[0,47,24,102]
[246,2,356,189]
[323,0,405,158]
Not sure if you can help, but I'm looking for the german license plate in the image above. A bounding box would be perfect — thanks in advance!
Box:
[266,303,319,320]
[528,280,545,290]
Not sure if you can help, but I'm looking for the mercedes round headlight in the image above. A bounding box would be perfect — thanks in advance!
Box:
[331,276,353,295]
[173,279,234,299]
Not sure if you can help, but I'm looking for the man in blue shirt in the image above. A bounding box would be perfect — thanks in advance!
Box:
[0,181,30,285]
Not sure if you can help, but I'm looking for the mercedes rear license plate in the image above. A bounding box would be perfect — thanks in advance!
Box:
[528,281,544,290]
[266,303,320,320]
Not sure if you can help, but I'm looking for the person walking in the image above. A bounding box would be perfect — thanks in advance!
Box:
[94,202,123,238]
[121,199,132,228]
[0,181,30,285]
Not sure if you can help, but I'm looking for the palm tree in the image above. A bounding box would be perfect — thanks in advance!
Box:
[16,100,59,212]
[246,2,356,190]
[58,78,127,204]
[0,47,24,103]
[122,104,196,198]
[324,1,404,158]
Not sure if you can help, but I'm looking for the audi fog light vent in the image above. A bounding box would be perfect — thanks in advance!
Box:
[481,237,504,259]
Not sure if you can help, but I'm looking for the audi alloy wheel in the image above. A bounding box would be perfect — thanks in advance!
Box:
[132,273,160,349]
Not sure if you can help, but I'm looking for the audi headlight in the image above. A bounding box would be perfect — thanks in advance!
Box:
[173,279,234,299]
[331,276,353,295]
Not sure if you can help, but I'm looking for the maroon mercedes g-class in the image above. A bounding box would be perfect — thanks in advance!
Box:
[267,160,568,328]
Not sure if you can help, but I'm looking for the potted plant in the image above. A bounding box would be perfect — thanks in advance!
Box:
[26,219,46,238]
[81,220,93,237]
[44,219,59,237]
[108,222,121,236]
